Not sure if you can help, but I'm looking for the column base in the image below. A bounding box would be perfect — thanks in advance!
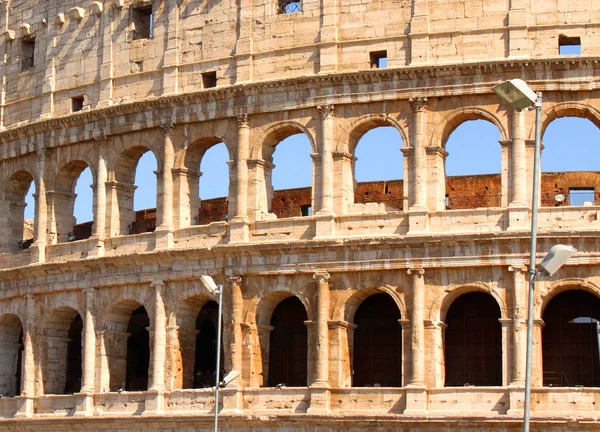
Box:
[74,392,95,416]
[220,387,243,414]
[306,384,331,414]
[29,243,46,264]
[506,206,529,231]
[314,212,336,239]
[142,388,165,415]
[154,229,174,250]
[407,209,430,234]
[14,395,34,418]
[86,237,105,258]
[506,384,525,417]
[229,218,250,243]
[404,383,428,415]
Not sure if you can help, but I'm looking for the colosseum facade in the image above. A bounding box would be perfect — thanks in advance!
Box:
[0,0,599,429]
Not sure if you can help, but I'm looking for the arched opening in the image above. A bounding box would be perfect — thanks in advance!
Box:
[267,296,308,387]
[125,306,150,391]
[72,167,94,240]
[543,290,600,387]
[193,301,224,388]
[352,293,402,387]
[51,161,93,243]
[41,308,82,394]
[258,129,313,219]
[197,142,230,224]
[2,171,35,253]
[444,292,502,386]
[0,315,23,397]
[444,120,502,209]
[541,117,600,207]
[354,126,404,211]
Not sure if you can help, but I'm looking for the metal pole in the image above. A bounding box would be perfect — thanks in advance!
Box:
[214,284,223,432]
[524,91,542,432]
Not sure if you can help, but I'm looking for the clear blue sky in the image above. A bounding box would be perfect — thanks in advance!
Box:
[24,116,600,223]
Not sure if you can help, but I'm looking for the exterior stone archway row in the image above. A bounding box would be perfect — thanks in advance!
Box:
[2,97,599,256]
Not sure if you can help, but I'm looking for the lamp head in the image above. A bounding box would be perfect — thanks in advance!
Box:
[492,78,538,112]
[199,274,218,294]
[539,244,577,277]
[220,370,241,387]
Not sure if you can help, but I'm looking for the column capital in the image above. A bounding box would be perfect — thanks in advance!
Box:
[409,97,428,111]
[93,133,110,145]
[407,268,425,276]
[313,270,331,282]
[36,147,50,161]
[508,265,528,274]
[160,120,175,136]
[151,280,166,291]
[237,113,249,128]
[229,275,243,284]
[317,104,335,119]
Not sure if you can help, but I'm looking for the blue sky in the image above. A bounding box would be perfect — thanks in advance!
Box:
[24,116,600,223]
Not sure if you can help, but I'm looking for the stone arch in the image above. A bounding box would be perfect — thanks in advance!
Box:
[40,306,82,395]
[431,107,509,149]
[339,114,410,154]
[332,284,405,323]
[251,121,317,160]
[536,102,600,140]
[248,288,312,325]
[0,314,23,397]
[430,282,507,322]
[539,278,600,320]
[1,170,36,253]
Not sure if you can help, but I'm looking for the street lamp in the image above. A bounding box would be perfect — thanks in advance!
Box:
[199,275,224,432]
[493,79,577,432]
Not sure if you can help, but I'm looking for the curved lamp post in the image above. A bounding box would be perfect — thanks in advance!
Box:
[493,79,577,432]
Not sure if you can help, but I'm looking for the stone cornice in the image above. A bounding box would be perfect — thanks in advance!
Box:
[0,56,599,154]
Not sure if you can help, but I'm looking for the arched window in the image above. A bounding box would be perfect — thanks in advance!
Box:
[352,293,402,387]
[0,315,23,397]
[543,290,600,387]
[445,120,501,209]
[197,142,230,224]
[72,167,94,240]
[267,296,308,387]
[125,306,150,391]
[354,126,404,211]
[2,171,35,253]
[193,301,223,388]
[541,117,600,207]
[444,292,502,386]
[64,315,83,393]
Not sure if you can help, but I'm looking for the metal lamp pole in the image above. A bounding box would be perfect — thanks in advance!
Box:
[213,283,223,432]
[523,91,542,432]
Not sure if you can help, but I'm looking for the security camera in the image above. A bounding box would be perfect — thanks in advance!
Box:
[199,275,218,294]
[539,244,577,277]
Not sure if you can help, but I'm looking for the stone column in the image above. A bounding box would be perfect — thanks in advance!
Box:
[317,105,335,214]
[157,123,175,248]
[507,0,528,58]
[318,0,339,73]
[409,98,428,210]
[499,318,512,387]
[408,0,430,64]
[509,265,527,386]
[162,0,181,95]
[229,277,244,383]
[424,320,446,388]
[511,110,528,206]
[312,271,330,386]
[230,114,250,243]
[150,281,166,391]
[93,135,109,239]
[408,268,425,386]
[16,294,36,417]
[32,148,48,263]
[81,288,97,392]
[532,319,545,387]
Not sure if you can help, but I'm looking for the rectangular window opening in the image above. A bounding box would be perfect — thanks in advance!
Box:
[559,35,581,55]
[300,204,312,217]
[132,6,153,40]
[21,38,35,71]
[568,188,595,206]
[370,51,387,69]
[71,96,85,113]
[202,71,217,89]
[278,0,301,14]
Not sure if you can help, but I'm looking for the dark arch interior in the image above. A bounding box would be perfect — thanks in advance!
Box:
[15,330,23,396]
[543,290,600,387]
[125,306,150,391]
[267,296,308,387]
[352,293,402,387]
[64,314,82,394]
[445,292,502,386]
[193,301,223,388]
